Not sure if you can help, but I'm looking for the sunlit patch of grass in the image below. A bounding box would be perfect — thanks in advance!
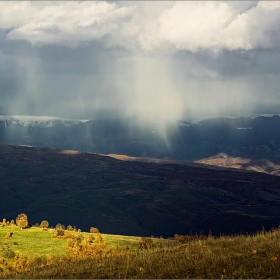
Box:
[1,225,280,278]
[0,226,67,258]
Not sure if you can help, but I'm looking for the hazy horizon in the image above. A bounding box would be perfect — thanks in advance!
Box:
[0,1,280,122]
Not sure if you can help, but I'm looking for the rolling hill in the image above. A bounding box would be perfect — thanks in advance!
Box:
[1,144,280,237]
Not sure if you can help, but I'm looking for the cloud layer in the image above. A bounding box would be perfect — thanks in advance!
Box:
[0,1,280,122]
[1,1,280,52]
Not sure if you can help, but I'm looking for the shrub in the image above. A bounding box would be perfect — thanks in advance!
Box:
[56,229,65,237]
[67,233,106,256]
[139,237,153,249]
[64,232,76,239]
[1,245,15,259]
[4,230,13,239]
[52,229,65,238]
[90,227,99,233]
[67,225,74,231]
[87,234,95,243]
[55,223,65,230]
[40,220,49,229]
[16,213,28,229]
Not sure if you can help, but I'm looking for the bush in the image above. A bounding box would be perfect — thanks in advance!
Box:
[67,225,74,231]
[16,213,28,229]
[64,232,76,239]
[139,237,153,249]
[4,230,13,239]
[51,229,65,238]
[55,223,65,230]
[40,220,49,229]
[56,229,65,236]
[1,245,15,259]
[90,227,99,233]
[67,233,106,256]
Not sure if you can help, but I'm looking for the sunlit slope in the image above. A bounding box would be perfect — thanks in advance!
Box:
[1,225,280,279]
[2,144,280,236]
[196,153,280,175]
[0,225,168,259]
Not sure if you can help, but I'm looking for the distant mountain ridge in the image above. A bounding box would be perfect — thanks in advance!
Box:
[2,114,280,163]
[0,115,87,128]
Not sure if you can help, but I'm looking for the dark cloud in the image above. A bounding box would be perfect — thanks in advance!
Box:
[0,1,280,121]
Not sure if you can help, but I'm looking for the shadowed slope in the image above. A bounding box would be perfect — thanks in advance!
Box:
[1,144,280,236]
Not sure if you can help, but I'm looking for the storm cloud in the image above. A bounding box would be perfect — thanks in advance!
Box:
[0,1,280,121]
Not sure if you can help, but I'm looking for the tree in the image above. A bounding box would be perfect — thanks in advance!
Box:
[67,225,74,231]
[40,220,49,229]
[55,223,65,230]
[90,227,99,233]
[16,213,28,229]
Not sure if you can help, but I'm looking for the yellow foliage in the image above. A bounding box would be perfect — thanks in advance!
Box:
[67,233,106,257]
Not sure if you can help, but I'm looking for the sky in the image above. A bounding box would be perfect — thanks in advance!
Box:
[0,1,280,121]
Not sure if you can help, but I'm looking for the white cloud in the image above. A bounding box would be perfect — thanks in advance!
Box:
[0,1,135,47]
[136,1,280,52]
[0,1,280,52]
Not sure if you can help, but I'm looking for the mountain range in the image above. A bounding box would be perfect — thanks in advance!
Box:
[2,114,280,164]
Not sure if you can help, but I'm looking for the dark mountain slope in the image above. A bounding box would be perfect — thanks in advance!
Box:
[1,144,280,237]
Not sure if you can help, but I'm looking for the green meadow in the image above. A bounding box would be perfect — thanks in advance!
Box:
[0,225,164,258]
[1,223,280,278]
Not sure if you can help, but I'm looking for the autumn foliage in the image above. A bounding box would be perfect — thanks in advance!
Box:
[16,214,28,229]
[40,220,49,229]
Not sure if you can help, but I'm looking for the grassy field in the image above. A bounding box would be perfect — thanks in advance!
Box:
[0,226,173,255]
[1,224,280,278]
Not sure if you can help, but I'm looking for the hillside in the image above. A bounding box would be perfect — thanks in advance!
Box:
[196,153,280,176]
[1,224,280,279]
[1,144,280,237]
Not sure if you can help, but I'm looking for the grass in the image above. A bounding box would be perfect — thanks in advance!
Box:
[0,226,67,258]
[1,224,280,278]
[0,225,176,258]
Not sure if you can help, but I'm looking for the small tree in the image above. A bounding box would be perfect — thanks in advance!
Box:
[16,214,28,229]
[67,225,74,231]
[40,220,49,229]
[55,223,65,230]
[90,227,99,233]
[10,220,15,226]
